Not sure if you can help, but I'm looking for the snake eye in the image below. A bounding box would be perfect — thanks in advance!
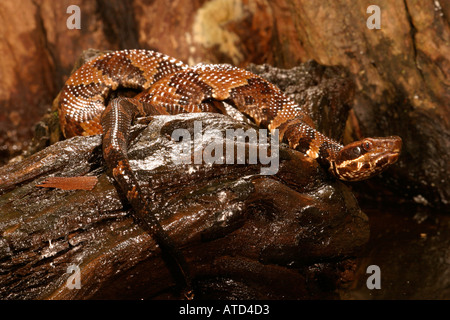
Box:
[363,141,372,151]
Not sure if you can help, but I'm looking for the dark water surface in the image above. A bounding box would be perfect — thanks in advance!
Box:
[341,200,450,300]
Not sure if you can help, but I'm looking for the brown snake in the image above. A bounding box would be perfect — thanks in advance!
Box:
[58,49,402,296]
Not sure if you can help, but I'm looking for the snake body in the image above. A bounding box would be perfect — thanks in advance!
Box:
[58,49,402,295]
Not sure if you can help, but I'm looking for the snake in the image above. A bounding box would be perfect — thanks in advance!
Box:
[58,49,402,295]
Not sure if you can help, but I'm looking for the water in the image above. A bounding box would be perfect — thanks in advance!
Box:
[341,199,450,299]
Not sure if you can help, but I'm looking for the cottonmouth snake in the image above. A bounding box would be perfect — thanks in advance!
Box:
[58,49,402,296]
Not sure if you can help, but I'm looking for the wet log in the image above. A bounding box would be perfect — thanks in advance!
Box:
[0,53,370,299]
[0,112,369,300]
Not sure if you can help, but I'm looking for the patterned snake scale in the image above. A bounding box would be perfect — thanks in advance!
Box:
[58,49,402,296]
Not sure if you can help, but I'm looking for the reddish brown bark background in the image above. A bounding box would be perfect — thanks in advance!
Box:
[0,0,448,209]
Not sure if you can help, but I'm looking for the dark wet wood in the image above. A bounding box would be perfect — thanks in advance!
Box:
[0,53,370,299]
[0,112,369,300]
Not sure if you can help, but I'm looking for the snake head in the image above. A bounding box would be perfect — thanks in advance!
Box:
[331,136,402,181]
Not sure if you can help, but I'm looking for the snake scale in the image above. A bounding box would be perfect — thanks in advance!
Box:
[58,49,402,296]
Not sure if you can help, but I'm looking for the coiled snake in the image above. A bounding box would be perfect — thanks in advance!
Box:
[58,49,402,296]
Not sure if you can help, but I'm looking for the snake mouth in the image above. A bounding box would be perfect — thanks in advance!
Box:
[390,139,402,162]
[386,151,400,165]
[375,137,402,167]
